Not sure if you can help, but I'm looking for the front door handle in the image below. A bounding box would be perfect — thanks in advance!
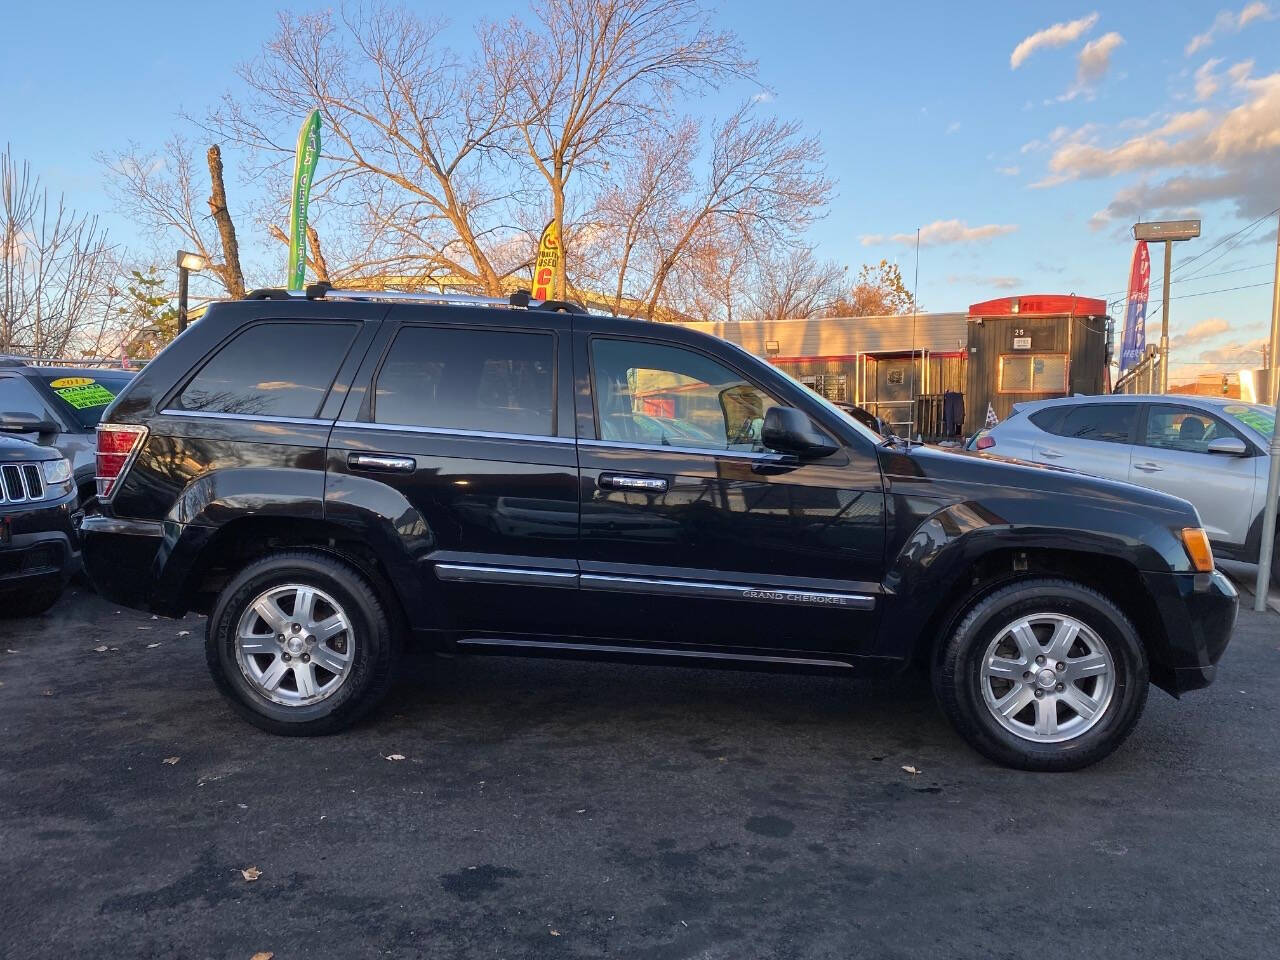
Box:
[1039,448,1064,459]
[1133,461,1163,473]
[598,473,668,493]
[348,452,416,473]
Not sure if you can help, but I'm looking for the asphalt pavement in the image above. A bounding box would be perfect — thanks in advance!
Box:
[2,586,1278,960]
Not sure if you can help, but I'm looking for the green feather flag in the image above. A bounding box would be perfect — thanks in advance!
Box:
[286,110,322,290]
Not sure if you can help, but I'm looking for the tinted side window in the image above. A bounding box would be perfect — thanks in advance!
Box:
[1051,404,1137,444]
[1142,405,1232,453]
[590,338,782,451]
[177,322,357,417]
[1029,407,1066,434]
[374,326,554,436]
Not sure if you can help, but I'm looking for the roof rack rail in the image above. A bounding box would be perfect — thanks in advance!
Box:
[0,356,30,366]
[243,284,586,314]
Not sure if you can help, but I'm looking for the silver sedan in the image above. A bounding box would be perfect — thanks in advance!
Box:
[971,393,1278,579]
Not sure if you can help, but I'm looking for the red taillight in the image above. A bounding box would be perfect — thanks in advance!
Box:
[975,435,996,450]
[96,424,147,499]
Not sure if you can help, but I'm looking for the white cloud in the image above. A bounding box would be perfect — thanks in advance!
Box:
[1186,2,1273,55]
[861,219,1019,247]
[1172,317,1230,349]
[1194,58,1224,100]
[750,91,775,104]
[996,165,1021,176]
[947,274,1023,290]
[1045,71,1280,180]
[946,121,962,134]
[1228,59,1255,85]
[1010,13,1099,69]
[1195,338,1268,365]
[1077,31,1125,85]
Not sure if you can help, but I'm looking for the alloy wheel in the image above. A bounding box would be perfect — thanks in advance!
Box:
[979,612,1116,743]
[234,584,355,706]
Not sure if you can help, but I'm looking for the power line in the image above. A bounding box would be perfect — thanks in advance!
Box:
[1103,261,1273,306]
[1170,207,1280,278]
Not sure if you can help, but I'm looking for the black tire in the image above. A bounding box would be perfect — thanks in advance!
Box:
[0,584,63,618]
[206,549,400,736]
[933,578,1148,772]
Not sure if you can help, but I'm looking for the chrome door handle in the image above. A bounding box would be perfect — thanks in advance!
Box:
[1039,448,1064,459]
[1133,461,1163,473]
[599,473,668,493]
[348,453,416,473]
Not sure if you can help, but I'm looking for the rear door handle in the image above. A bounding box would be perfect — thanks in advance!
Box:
[1039,448,1064,459]
[1133,461,1163,473]
[598,473,668,493]
[348,453,416,473]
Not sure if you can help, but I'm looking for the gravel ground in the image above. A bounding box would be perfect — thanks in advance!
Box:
[2,585,1278,959]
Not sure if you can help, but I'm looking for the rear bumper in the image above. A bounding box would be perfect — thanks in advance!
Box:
[80,515,178,614]
[1140,568,1238,696]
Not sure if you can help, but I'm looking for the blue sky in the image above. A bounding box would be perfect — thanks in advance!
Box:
[3,1,1278,380]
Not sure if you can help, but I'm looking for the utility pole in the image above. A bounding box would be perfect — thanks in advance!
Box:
[1160,241,1172,394]
[1254,211,1280,611]
[1134,220,1200,394]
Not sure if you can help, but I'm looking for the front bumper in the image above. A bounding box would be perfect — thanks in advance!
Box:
[0,488,80,594]
[1140,568,1238,696]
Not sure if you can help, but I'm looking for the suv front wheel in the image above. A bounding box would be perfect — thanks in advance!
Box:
[934,578,1149,771]
[206,550,399,735]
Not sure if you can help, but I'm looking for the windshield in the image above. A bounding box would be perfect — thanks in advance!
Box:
[1220,402,1276,440]
[35,373,133,429]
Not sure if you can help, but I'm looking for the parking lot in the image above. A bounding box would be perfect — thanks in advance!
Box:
[2,585,1278,959]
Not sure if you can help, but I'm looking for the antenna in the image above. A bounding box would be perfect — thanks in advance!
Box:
[908,227,921,440]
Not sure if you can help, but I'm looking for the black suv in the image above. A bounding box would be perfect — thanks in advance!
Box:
[0,433,79,616]
[81,288,1238,770]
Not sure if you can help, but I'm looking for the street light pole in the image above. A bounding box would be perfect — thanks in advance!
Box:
[1253,211,1280,611]
[1160,240,1172,394]
[175,250,209,334]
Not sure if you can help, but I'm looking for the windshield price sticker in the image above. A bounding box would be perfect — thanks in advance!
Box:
[51,379,116,410]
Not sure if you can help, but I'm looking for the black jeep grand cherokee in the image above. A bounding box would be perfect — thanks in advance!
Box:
[0,433,79,616]
[81,287,1237,770]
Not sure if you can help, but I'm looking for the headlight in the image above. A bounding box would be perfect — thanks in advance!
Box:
[41,458,72,485]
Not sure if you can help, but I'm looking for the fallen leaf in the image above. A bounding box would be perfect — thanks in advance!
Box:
[549,929,561,937]
[42,689,53,696]
[385,754,405,761]
[92,645,109,653]
[177,630,191,637]
[150,615,159,620]
[237,803,248,810]
[241,866,262,882]
[901,765,920,775]
[146,643,161,649]
[162,756,180,765]
[251,953,274,960]
[137,626,151,630]
[5,649,17,654]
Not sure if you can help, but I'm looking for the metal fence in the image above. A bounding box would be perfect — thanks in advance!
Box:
[1113,349,1161,395]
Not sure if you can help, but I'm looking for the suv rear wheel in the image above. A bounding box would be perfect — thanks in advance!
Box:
[934,578,1148,771]
[206,550,399,735]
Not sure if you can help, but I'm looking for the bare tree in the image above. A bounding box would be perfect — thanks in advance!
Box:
[0,147,115,358]
[491,0,750,296]
[642,104,832,320]
[745,247,847,322]
[206,3,527,294]
[102,136,246,297]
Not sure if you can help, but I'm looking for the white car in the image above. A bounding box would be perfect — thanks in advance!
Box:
[972,394,1278,579]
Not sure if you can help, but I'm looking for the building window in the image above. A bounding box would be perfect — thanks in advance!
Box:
[998,353,1068,394]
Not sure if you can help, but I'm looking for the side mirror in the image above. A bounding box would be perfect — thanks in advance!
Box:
[1207,436,1248,456]
[761,406,838,458]
[0,412,59,435]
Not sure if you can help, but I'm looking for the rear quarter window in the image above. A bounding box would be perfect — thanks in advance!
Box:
[176,322,358,418]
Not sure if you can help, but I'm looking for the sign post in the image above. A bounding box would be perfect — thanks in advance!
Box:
[1132,220,1200,393]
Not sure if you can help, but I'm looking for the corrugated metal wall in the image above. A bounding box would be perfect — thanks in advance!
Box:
[678,313,970,358]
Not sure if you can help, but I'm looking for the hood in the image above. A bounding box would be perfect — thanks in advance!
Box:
[882,442,1201,522]
[0,433,60,462]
